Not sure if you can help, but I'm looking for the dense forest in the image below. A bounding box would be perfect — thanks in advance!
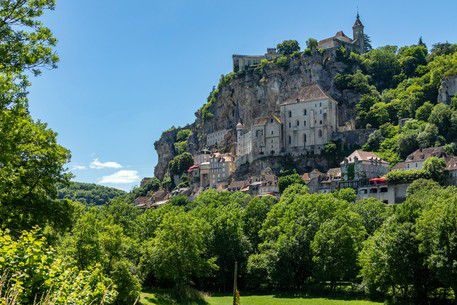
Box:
[1,1,457,305]
[57,181,126,205]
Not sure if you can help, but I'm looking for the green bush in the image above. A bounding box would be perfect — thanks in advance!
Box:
[385,169,428,184]
[176,129,192,142]
[0,229,116,304]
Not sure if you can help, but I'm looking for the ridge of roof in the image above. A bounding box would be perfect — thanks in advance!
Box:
[281,84,334,105]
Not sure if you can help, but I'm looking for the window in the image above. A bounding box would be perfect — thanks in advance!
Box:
[288,111,292,118]
[304,133,307,143]
[289,122,291,128]
[304,121,306,126]
[296,120,300,126]
[288,136,291,145]
[271,131,274,135]
[380,187,388,193]
[320,120,323,125]
[318,129,323,137]
[319,102,322,107]
[270,118,273,123]
[304,109,307,115]
[319,109,322,114]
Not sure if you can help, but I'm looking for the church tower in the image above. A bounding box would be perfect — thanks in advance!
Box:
[352,13,365,52]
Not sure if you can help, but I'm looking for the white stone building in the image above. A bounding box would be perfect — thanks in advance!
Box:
[252,115,282,157]
[208,153,236,187]
[341,150,389,181]
[280,84,338,155]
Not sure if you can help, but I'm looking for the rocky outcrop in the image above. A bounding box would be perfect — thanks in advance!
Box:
[438,75,457,104]
[153,50,363,179]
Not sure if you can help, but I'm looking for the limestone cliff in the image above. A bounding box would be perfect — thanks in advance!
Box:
[153,50,364,180]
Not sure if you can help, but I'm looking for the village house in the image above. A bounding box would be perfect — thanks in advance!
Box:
[340,150,389,183]
[392,146,447,171]
[356,178,408,204]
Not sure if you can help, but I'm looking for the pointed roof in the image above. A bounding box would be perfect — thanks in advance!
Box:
[281,84,335,105]
[341,150,388,165]
[254,114,282,125]
[353,13,364,27]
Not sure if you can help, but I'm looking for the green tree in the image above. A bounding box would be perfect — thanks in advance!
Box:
[417,190,457,300]
[243,196,277,251]
[306,38,318,51]
[351,198,390,235]
[415,101,434,121]
[276,40,300,55]
[169,152,194,177]
[312,210,366,287]
[0,108,71,232]
[143,212,217,289]
[278,173,305,194]
[423,156,447,184]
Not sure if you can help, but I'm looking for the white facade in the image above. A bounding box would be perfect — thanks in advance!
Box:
[235,84,339,162]
[280,92,338,155]
[208,153,236,187]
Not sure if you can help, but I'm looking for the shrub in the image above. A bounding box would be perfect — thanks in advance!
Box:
[385,169,428,184]
[176,129,192,142]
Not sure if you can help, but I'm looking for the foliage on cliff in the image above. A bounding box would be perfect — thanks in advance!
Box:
[335,42,457,164]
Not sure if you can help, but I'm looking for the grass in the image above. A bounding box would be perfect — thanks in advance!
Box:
[140,290,383,305]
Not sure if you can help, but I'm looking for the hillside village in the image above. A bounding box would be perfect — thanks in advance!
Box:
[137,14,457,208]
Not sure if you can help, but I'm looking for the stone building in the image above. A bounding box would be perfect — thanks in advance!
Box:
[232,48,278,72]
[340,150,389,181]
[392,147,447,171]
[252,115,282,157]
[318,14,365,53]
[235,84,338,162]
[280,84,338,155]
[208,153,236,187]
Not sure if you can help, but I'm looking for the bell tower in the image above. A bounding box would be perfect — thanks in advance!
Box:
[352,13,365,52]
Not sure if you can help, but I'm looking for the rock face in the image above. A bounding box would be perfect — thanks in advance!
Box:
[153,50,363,180]
[438,75,457,104]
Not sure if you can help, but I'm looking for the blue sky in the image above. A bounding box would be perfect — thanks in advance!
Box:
[28,0,457,191]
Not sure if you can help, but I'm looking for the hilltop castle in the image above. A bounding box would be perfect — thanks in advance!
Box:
[232,14,366,72]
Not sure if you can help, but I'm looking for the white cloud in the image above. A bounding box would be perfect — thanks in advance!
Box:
[72,165,87,170]
[99,170,140,184]
[90,158,122,169]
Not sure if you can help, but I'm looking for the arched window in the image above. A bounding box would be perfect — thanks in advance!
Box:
[318,129,323,137]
